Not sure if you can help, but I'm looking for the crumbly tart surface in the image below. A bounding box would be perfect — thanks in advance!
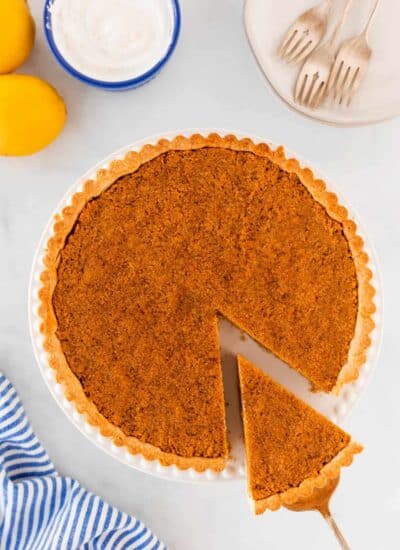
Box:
[39,134,374,470]
[238,356,363,513]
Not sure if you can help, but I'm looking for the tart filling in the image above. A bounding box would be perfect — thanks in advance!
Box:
[39,134,374,470]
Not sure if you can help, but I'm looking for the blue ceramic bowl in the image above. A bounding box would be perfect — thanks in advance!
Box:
[43,0,181,91]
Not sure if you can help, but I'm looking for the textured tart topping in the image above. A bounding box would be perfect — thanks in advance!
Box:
[51,145,359,461]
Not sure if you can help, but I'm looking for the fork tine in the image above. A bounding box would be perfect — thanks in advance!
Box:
[332,62,345,100]
[327,58,343,95]
[279,28,298,57]
[295,71,308,103]
[283,35,308,62]
[338,65,352,104]
[303,73,318,107]
[310,81,327,109]
[334,64,350,102]
[339,65,358,99]
[344,67,361,105]
[290,39,314,64]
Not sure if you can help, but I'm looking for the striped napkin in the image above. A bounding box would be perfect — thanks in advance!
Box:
[0,373,165,550]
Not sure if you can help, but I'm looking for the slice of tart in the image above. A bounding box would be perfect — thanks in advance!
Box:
[238,356,363,514]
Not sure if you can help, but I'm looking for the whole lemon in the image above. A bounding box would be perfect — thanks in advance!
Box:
[0,74,66,156]
[0,0,35,74]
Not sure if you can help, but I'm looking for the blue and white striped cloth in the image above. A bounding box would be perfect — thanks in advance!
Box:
[0,373,165,550]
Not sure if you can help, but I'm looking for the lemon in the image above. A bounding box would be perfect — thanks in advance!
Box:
[0,74,66,156]
[0,0,35,74]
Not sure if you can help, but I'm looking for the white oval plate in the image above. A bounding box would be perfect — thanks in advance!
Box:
[29,129,382,483]
[244,0,400,126]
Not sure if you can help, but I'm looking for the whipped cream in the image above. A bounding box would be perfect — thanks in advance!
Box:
[50,0,174,82]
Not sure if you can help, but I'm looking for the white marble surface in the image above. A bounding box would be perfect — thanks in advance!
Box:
[1,1,399,548]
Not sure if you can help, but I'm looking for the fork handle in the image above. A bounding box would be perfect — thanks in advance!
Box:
[316,0,334,16]
[329,0,355,47]
[319,508,351,550]
[363,0,381,38]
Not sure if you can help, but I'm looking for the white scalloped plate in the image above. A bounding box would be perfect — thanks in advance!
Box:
[29,129,382,483]
[244,0,400,126]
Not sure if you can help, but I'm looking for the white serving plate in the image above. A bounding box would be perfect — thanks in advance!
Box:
[29,129,382,483]
[244,0,400,126]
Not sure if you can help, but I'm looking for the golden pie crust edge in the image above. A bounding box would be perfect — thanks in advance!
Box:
[38,133,375,471]
[251,440,363,514]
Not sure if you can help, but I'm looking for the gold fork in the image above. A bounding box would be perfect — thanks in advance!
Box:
[285,476,350,550]
[327,0,381,105]
[295,0,355,109]
[279,0,333,64]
